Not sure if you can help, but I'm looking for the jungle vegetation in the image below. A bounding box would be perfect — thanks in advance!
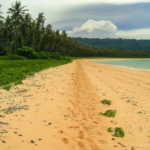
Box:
[73,37,150,53]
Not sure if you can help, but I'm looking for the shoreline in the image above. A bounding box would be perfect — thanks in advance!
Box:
[91,63,150,72]
[90,58,150,72]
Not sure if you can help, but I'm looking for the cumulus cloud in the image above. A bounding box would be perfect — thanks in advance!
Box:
[66,19,150,39]
[67,19,118,38]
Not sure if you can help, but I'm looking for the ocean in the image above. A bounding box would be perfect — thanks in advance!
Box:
[91,60,150,71]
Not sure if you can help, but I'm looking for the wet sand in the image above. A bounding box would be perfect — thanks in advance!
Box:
[0,59,150,150]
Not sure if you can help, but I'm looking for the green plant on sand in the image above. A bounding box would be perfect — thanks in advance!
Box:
[3,85,12,91]
[114,127,125,138]
[101,99,112,105]
[99,110,117,117]
[108,127,113,132]
[14,80,23,85]
[107,127,125,138]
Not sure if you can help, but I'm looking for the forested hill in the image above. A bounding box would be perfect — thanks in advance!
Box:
[73,38,150,53]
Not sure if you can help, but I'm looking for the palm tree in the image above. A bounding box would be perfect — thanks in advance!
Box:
[6,1,29,29]
[45,24,52,35]
[61,30,67,38]
[35,12,46,30]
[55,29,60,37]
[32,12,46,51]
[19,13,33,46]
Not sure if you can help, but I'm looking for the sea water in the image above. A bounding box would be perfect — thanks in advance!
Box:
[91,60,150,71]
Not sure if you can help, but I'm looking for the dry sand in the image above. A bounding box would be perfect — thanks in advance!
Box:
[0,59,150,150]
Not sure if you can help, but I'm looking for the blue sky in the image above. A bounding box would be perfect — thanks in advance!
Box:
[1,0,150,39]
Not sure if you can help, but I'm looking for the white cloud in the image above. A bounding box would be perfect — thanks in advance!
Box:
[66,19,150,39]
[116,28,150,39]
[67,19,117,38]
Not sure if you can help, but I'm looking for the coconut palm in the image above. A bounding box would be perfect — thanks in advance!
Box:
[55,29,60,37]
[61,30,67,38]
[6,1,29,29]
[19,13,33,46]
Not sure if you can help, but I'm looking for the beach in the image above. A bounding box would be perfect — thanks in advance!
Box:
[0,58,150,150]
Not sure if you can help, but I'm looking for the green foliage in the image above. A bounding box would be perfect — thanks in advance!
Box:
[114,127,125,138]
[0,44,7,56]
[99,112,104,115]
[0,59,72,88]
[14,80,23,85]
[48,52,63,60]
[99,110,117,117]
[3,85,12,91]
[108,127,113,132]
[101,99,112,105]
[63,56,72,61]
[73,37,150,53]
[17,46,38,59]
[107,127,125,138]
[36,52,49,59]
[0,55,27,60]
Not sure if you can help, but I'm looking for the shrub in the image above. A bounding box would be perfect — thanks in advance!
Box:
[0,44,7,56]
[17,46,38,59]
[36,52,49,59]
[0,55,27,60]
[49,52,63,60]
[63,56,72,61]
[101,99,112,105]
[99,110,117,117]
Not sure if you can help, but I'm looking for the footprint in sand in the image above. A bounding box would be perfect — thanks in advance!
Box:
[59,130,64,134]
[77,141,85,148]
[78,131,84,139]
[93,121,98,124]
[97,131,102,136]
[99,140,107,144]
[62,138,69,144]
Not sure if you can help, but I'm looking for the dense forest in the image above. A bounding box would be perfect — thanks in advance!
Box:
[73,38,150,53]
[0,1,150,58]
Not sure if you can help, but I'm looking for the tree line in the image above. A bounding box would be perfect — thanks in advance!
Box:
[0,1,150,58]
[73,37,150,53]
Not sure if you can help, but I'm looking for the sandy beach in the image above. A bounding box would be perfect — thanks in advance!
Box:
[0,59,150,150]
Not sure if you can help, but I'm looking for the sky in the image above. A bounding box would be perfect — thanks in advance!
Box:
[1,0,150,39]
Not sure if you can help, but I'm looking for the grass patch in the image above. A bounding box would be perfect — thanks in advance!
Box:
[108,127,113,132]
[101,99,112,105]
[3,85,12,91]
[0,56,72,91]
[99,110,117,117]
[14,80,23,85]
